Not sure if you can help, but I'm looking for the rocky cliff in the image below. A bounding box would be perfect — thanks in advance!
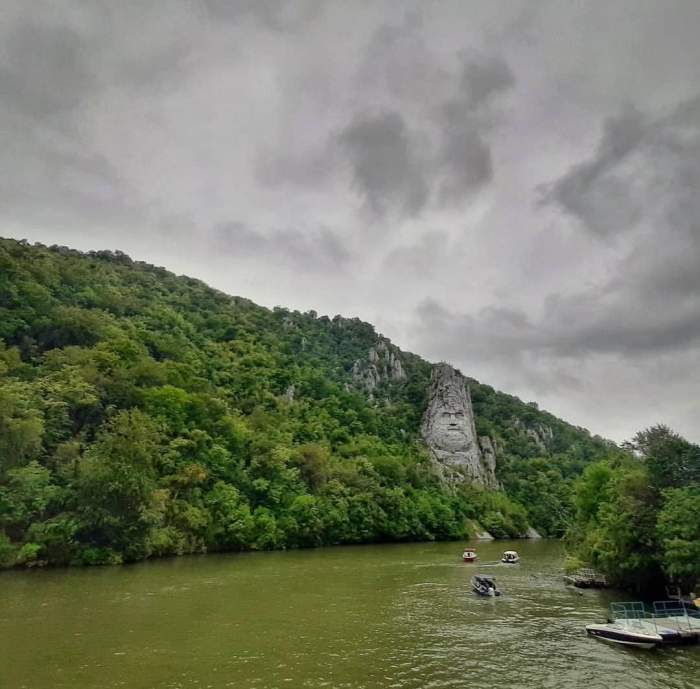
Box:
[421,363,498,488]
[351,339,406,393]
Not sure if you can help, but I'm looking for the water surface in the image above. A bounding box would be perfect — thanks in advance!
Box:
[2,540,698,688]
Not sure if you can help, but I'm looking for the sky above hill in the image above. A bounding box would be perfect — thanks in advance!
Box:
[3,0,700,442]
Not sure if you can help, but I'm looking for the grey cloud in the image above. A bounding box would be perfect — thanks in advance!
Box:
[214,222,350,271]
[0,139,138,227]
[383,232,451,279]
[260,11,514,218]
[542,107,648,236]
[257,144,337,188]
[202,0,323,31]
[437,112,493,203]
[0,12,140,228]
[414,254,700,369]
[335,54,514,216]
[0,20,94,118]
[460,57,515,110]
[543,98,700,242]
[532,95,700,359]
[413,298,584,395]
[359,13,449,106]
[436,57,515,203]
[338,112,429,218]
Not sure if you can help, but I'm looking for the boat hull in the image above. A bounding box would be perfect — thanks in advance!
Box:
[472,587,500,597]
[586,626,657,649]
[586,623,682,649]
[471,576,501,597]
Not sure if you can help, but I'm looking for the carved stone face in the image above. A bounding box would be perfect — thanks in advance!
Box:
[421,363,496,488]
[432,403,472,451]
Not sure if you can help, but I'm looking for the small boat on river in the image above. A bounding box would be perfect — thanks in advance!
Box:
[472,575,501,597]
[501,550,519,564]
[462,548,477,562]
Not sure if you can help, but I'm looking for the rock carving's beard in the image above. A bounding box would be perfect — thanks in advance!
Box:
[433,427,471,452]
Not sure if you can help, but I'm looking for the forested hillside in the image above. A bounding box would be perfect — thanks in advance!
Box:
[0,238,614,568]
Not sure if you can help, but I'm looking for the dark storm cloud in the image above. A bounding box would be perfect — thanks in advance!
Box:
[338,112,429,218]
[536,94,700,359]
[459,58,515,107]
[416,86,700,363]
[261,9,515,220]
[333,54,514,217]
[544,97,700,243]
[214,222,350,271]
[414,245,700,369]
[436,57,514,204]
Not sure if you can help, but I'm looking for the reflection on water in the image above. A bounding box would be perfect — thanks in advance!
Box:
[1,540,698,689]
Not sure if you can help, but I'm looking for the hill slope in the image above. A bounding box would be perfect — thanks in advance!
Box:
[0,238,616,567]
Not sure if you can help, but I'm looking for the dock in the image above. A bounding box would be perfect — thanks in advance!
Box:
[609,601,700,645]
[564,568,609,588]
[650,600,700,643]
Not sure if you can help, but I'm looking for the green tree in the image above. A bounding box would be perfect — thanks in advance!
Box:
[657,487,700,593]
[205,481,254,550]
[0,383,44,474]
[76,410,161,561]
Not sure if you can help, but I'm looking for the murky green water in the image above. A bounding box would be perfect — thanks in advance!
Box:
[1,540,698,689]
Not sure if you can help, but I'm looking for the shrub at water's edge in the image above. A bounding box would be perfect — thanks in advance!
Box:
[0,238,614,568]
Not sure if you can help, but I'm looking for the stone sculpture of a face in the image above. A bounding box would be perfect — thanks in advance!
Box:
[433,399,470,452]
[421,363,497,488]
[422,366,478,455]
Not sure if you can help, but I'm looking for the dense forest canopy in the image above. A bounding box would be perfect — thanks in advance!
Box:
[568,425,700,595]
[0,238,616,568]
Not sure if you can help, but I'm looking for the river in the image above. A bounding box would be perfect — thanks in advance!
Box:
[1,540,698,689]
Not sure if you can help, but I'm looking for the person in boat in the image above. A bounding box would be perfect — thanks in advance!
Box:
[473,575,501,596]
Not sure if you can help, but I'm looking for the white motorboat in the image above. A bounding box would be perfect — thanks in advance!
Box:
[586,620,682,649]
[586,601,686,649]
[501,550,519,564]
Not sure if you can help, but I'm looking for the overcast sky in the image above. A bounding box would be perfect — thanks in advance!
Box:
[2,0,700,443]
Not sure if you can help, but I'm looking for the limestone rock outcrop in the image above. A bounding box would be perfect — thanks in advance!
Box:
[511,417,554,452]
[479,436,498,482]
[352,340,406,392]
[421,363,497,488]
